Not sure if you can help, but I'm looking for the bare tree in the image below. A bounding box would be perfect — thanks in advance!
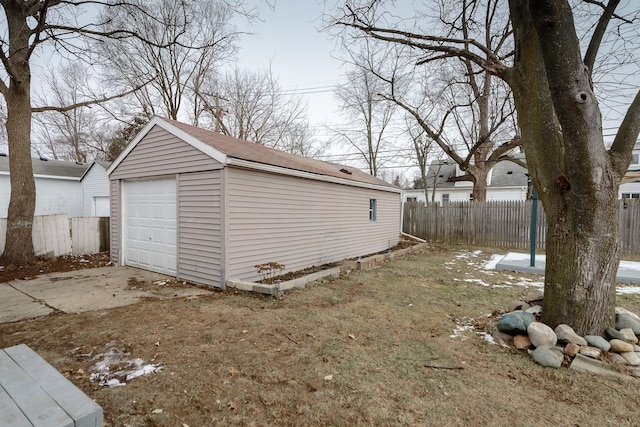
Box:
[99,0,238,120]
[0,0,247,264]
[195,66,320,155]
[333,0,640,334]
[333,44,398,177]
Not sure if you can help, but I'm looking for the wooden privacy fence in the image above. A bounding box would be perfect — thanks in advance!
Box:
[403,199,640,256]
[0,214,110,258]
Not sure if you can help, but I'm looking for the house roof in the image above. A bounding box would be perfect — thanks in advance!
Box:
[422,156,528,189]
[0,156,88,180]
[109,116,400,192]
[80,160,111,181]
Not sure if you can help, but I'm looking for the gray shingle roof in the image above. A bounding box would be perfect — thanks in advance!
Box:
[422,156,528,189]
[0,156,89,179]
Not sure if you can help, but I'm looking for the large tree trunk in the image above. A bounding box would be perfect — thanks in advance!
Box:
[507,0,621,335]
[1,5,36,265]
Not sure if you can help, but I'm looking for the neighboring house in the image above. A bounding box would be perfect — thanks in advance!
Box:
[80,160,111,217]
[404,157,529,203]
[107,116,402,287]
[620,141,640,199]
[0,156,87,218]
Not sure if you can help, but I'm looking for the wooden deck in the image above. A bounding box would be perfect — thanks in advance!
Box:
[0,344,103,427]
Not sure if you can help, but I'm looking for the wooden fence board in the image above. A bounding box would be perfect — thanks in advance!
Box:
[0,215,109,257]
[403,199,640,256]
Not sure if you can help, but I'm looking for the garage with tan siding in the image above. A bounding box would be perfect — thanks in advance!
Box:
[108,116,402,288]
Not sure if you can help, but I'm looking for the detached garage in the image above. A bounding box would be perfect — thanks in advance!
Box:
[108,116,402,287]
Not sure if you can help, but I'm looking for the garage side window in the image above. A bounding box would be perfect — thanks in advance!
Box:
[369,198,377,222]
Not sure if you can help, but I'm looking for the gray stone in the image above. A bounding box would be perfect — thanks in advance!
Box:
[584,335,611,352]
[616,313,640,335]
[620,352,640,366]
[524,290,544,305]
[554,324,588,346]
[606,327,626,341]
[531,346,563,368]
[525,305,542,315]
[609,339,635,353]
[496,311,536,335]
[508,300,528,312]
[616,307,640,321]
[619,328,639,344]
[527,322,557,348]
[570,353,634,380]
[608,353,628,365]
[579,346,602,359]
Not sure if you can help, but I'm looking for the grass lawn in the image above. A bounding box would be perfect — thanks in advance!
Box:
[2,244,640,426]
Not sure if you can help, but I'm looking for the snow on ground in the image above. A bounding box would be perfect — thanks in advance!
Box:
[89,342,163,387]
[447,250,640,340]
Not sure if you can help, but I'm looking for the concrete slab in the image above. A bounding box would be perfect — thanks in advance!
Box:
[496,252,640,284]
[0,284,53,324]
[1,266,212,323]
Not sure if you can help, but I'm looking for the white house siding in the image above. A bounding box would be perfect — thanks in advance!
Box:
[0,176,83,218]
[177,170,223,287]
[82,164,109,216]
[225,167,401,282]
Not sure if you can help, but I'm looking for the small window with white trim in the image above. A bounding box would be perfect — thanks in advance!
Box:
[369,199,377,222]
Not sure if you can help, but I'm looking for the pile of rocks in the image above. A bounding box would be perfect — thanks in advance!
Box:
[491,292,640,379]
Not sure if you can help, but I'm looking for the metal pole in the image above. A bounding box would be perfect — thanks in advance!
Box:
[529,178,538,267]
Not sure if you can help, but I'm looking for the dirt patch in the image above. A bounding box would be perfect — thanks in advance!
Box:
[0,252,111,282]
[1,246,640,426]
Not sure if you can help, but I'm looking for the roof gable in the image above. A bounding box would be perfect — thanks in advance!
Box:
[109,116,398,191]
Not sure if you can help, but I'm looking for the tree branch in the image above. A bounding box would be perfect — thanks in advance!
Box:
[32,82,149,113]
[584,0,620,75]
[610,89,640,178]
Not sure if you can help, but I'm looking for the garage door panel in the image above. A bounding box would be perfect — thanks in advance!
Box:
[125,177,177,275]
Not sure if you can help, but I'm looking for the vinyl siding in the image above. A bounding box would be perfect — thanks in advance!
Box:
[226,167,401,282]
[110,125,219,180]
[178,171,223,287]
[82,164,109,216]
[110,180,120,264]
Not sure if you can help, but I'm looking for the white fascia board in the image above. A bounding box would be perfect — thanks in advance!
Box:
[227,158,402,194]
[0,171,80,181]
[106,116,227,176]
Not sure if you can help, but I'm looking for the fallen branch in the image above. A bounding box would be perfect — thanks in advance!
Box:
[423,364,465,370]
[283,333,300,345]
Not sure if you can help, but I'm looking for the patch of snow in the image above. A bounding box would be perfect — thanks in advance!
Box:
[616,286,640,295]
[450,324,475,339]
[482,254,505,270]
[464,278,490,287]
[476,332,498,345]
[89,343,163,387]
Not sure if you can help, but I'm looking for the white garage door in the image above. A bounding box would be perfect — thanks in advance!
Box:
[124,177,177,275]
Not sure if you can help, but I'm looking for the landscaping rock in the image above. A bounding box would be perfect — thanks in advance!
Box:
[579,346,601,359]
[620,352,640,366]
[605,327,626,341]
[531,346,563,368]
[508,300,528,312]
[524,290,543,305]
[584,335,611,352]
[555,324,588,346]
[524,305,542,315]
[616,307,640,321]
[618,328,639,344]
[609,339,634,353]
[497,311,536,335]
[527,322,557,348]
[608,353,628,365]
[513,334,531,350]
[564,343,580,357]
[570,353,634,380]
[615,313,640,335]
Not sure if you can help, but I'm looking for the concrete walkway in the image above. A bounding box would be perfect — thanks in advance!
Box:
[0,266,212,324]
[495,252,640,284]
